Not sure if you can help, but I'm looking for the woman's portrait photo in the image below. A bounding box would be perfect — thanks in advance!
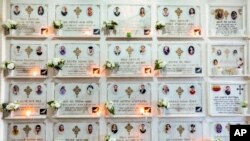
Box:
[36,46,43,56]
[233,49,238,55]
[213,59,218,66]
[215,123,222,133]
[215,9,224,20]
[13,85,19,95]
[189,8,195,16]
[60,46,66,55]
[188,46,195,55]
[58,124,64,133]
[38,6,44,16]
[231,11,237,20]
[139,7,145,17]
[163,46,170,55]
[111,124,118,134]
[36,85,43,95]
[114,7,120,17]
[60,86,66,95]
[162,7,169,17]
[86,85,94,95]
[190,124,196,133]
[87,7,93,17]
[13,5,20,15]
[165,124,171,133]
[61,6,68,16]
[189,85,196,95]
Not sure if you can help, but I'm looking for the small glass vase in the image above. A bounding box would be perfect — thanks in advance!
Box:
[9,111,15,118]
[54,109,59,116]
[158,108,165,116]
[55,29,63,36]
[8,70,15,76]
[56,69,62,76]
[10,29,16,36]
[242,108,248,115]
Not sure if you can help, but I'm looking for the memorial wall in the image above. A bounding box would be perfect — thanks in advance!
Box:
[0,0,249,141]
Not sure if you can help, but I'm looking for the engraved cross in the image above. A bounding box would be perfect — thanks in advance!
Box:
[177,125,185,137]
[73,86,81,98]
[26,6,33,17]
[25,46,33,58]
[23,125,31,137]
[73,47,81,59]
[125,87,133,98]
[72,125,81,138]
[176,87,184,98]
[24,86,32,98]
[74,7,82,18]
[125,123,133,135]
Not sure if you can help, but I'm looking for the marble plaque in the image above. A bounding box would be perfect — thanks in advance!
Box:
[55,43,100,76]
[209,121,245,141]
[54,83,99,115]
[9,82,47,116]
[10,4,48,35]
[158,121,203,141]
[158,83,203,114]
[107,43,152,76]
[107,5,151,37]
[10,43,47,76]
[107,83,151,115]
[107,121,151,141]
[209,83,246,114]
[157,5,201,36]
[157,43,202,76]
[55,4,100,36]
[208,44,246,76]
[54,122,99,141]
[8,123,46,141]
[209,6,245,36]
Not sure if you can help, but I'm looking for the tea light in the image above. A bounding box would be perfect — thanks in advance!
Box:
[26,110,31,117]
[140,108,144,115]
[193,28,201,36]
[144,67,152,75]
[92,68,100,76]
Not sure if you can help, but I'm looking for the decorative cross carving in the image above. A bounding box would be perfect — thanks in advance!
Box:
[224,48,230,58]
[72,126,81,138]
[24,86,32,98]
[237,85,244,95]
[125,123,133,135]
[25,46,33,58]
[175,48,183,59]
[73,86,81,98]
[26,6,33,17]
[74,7,82,18]
[175,8,183,19]
[224,10,229,19]
[126,46,134,57]
[176,87,184,98]
[73,47,81,59]
[23,125,31,137]
[177,125,185,137]
[125,87,133,98]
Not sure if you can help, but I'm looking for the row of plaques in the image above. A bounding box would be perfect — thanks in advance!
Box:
[8,121,244,141]
[9,43,246,77]
[9,82,247,116]
[9,3,245,37]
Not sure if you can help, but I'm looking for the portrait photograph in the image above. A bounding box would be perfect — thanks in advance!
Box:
[87,46,94,56]
[111,124,118,134]
[13,5,20,15]
[60,86,66,95]
[13,85,19,95]
[113,84,118,94]
[114,46,121,56]
[139,124,147,134]
[188,46,195,55]
[189,85,196,95]
[189,8,195,16]
[225,86,231,95]
[59,46,66,56]
[162,85,169,94]
[61,6,68,16]
[88,124,93,134]
[215,9,224,20]
[12,125,19,136]
[231,11,237,20]
[38,6,44,16]
[139,7,145,17]
[87,7,93,17]
[190,124,196,133]
[114,7,120,17]
[139,84,146,94]
[58,124,64,133]
[36,85,43,95]
[86,85,94,95]
[165,124,171,133]
[163,46,170,55]
[140,45,146,55]
[162,7,169,17]
[36,46,43,56]
[34,125,42,135]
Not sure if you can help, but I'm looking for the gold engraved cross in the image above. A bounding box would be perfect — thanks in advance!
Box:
[125,87,133,98]
[126,46,134,57]
[23,125,31,137]
[175,8,183,19]
[24,86,32,98]
[25,46,33,58]
[177,125,185,137]
[176,48,183,59]
[224,10,229,19]
[72,126,81,138]
[176,87,183,98]
[26,6,33,17]
[125,123,133,135]
[73,86,81,98]
[73,47,81,59]
[74,7,82,18]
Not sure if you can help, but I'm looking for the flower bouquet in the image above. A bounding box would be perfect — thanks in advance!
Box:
[105,101,115,115]
[53,20,63,35]
[1,61,15,76]
[47,58,65,76]
[2,19,18,35]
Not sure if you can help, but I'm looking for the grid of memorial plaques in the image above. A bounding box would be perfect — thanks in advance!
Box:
[1,0,249,141]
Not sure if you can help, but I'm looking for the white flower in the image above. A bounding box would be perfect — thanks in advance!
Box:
[107,62,111,68]
[7,62,15,70]
[54,101,61,108]
[52,58,60,66]
[47,59,52,65]
[8,19,17,25]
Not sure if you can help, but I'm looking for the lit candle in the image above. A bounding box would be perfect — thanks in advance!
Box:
[140,108,144,115]
[32,70,38,76]
[93,68,100,76]
[26,110,31,117]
